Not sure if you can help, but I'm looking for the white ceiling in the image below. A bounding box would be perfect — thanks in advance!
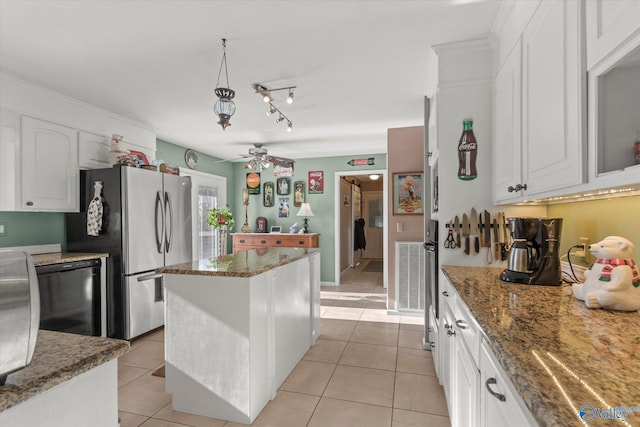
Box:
[0,0,502,162]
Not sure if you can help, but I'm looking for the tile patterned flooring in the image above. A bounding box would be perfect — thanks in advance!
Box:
[118,260,450,427]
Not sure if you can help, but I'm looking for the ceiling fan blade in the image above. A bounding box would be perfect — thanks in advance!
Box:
[267,155,295,167]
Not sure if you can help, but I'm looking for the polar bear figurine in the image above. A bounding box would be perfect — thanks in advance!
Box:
[572,236,640,311]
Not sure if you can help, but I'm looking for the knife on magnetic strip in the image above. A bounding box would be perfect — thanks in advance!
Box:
[484,210,492,263]
[462,213,470,255]
[470,208,480,254]
[454,215,461,249]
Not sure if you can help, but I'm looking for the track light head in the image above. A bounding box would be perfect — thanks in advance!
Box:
[263,92,272,103]
[287,121,293,132]
[287,89,294,104]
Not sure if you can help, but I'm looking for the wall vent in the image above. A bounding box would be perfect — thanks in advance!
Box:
[396,242,425,312]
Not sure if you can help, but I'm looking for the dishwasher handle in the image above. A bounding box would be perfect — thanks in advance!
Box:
[35,258,101,274]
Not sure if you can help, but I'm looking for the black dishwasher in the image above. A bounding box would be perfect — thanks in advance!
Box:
[35,259,102,336]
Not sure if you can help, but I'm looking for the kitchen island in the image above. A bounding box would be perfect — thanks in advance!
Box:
[0,330,129,427]
[442,265,640,427]
[157,247,321,424]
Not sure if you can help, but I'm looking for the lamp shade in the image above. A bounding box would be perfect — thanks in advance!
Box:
[296,203,314,217]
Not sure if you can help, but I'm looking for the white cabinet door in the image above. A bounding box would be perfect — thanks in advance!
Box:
[480,341,536,427]
[0,109,20,210]
[21,116,78,211]
[452,335,480,427]
[586,0,640,69]
[429,305,439,378]
[439,286,455,409]
[493,39,523,203]
[521,0,586,196]
[79,131,111,169]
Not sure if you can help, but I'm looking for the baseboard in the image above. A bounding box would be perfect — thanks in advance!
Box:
[321,281,337,287]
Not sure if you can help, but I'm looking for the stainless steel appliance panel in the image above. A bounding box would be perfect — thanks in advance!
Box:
[0,252,40,384]
[122,166,164,275]
[125,271,164,339]
[36,259,101,336]
[163,174,192,266]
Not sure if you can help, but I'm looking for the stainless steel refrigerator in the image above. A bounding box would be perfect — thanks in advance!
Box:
[67,165,192,339]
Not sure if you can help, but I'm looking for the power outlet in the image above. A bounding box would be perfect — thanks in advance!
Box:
[579,237,590,263]
[0,222,6,236]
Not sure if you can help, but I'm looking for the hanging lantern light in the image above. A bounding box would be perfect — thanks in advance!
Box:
[214,38,236,130]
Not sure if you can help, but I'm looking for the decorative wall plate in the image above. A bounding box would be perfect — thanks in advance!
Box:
[185,149,198,169]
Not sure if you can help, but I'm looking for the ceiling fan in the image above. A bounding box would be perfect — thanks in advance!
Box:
[242,143,295,171]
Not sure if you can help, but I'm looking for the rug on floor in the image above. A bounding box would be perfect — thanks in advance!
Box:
[362,260,383,272]
[152,365,165,377]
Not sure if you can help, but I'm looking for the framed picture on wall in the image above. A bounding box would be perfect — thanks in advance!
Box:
[393,172,423,214]
[278,197,290,218]
[293,181,304,207]
[277,177,290,195]
[246,172,261,195]
[263,182,275,207]
[308,171,324,194]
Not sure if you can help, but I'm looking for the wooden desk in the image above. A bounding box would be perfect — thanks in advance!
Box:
[232,233,319,253]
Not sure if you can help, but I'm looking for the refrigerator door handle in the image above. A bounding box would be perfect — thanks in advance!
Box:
[155,191,164,254]
[164,191,174,253]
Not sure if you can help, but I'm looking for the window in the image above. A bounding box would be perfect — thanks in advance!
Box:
[198,186,219,259]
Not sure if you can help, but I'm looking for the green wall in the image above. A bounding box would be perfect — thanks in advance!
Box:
[232,153,387,283]
[0,211,66,249]
[548,195,640,265]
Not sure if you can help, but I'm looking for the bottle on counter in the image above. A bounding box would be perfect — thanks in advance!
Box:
[635,131,640,165]
[458,118,478,180]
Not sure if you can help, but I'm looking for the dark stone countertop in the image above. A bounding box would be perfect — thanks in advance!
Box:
[0,330,129,412]
[31,252,109,266]
[157,247,319,278]
[442,265,640,427]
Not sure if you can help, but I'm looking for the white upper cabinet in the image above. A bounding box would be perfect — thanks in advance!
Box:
[21,116,79,211]
[79,131,111,169]
[493,39,523,203]
[521,0,586,196]
[586,0,640,69]
[493,0,586,203]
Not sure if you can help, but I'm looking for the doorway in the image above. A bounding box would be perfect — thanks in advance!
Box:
[333,170,387,288]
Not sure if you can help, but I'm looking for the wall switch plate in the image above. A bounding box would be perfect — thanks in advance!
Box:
[396,222,404,232]
[0,222,6,236]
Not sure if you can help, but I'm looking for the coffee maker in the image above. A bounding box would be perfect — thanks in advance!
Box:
[500,217,563,285]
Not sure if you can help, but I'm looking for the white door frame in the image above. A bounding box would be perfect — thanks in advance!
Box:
[333,169,387,288]
[180,168,227,260]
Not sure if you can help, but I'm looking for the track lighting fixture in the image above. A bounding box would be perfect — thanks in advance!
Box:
[213,38,235,130]
[252,83,296,131]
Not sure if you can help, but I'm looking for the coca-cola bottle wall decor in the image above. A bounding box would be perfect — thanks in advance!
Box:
[457,119,477,180]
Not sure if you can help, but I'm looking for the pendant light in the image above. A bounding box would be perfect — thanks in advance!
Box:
[214,38,236,130]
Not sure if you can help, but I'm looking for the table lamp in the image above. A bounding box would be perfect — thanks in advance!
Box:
[296,203,315,234]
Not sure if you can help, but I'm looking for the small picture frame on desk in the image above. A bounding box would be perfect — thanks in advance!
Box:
[270,226,282,233]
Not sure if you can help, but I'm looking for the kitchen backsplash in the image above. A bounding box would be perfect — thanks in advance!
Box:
[0,211,65,249]
[548,195,640,266]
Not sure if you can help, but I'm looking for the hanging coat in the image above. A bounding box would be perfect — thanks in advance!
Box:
[354,218,366,251]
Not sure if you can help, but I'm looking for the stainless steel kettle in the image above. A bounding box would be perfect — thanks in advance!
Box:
[0,251,40,385]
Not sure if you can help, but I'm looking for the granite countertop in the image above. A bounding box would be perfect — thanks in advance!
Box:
[0,330,129,412]
[442,265,640,427]
[31,252,109,266]
[157,247,320,278]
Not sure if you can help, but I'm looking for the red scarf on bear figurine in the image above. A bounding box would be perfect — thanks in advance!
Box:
[596,258,640,288]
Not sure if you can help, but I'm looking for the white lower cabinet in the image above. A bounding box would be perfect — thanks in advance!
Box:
[480,340,537,427]
[452,333,480,427]
[437,276,536,427]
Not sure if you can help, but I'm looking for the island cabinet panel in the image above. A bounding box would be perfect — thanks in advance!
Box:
[232,233,319,253]
[162,250,317,425]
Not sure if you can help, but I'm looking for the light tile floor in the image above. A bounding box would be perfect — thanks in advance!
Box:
[118,259,450,427]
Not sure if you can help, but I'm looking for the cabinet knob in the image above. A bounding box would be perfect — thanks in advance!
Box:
[507,183,528,193]
[442,291,449,297]
[447,329,456,336]
[26,201,34,206]
[429,341,436,348]
[276,240,282,244]
[486,378,506,402]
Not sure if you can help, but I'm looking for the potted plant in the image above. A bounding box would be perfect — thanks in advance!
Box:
[208,205,235,230]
